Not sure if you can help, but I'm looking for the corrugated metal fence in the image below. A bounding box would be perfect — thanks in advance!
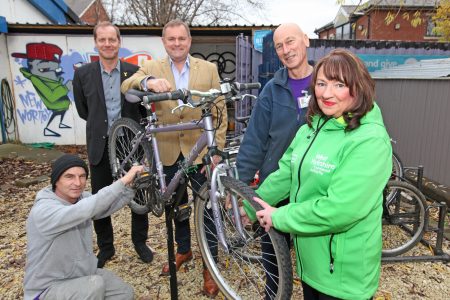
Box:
[375,79,450,186]
[259,37,450,186]
[307,39,450,63]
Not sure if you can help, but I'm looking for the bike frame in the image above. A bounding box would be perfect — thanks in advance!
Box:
[123,101,245,253]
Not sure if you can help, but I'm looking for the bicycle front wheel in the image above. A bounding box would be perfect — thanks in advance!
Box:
[194,176,293,300]
[382,180,427,257]
[108,118,155,215]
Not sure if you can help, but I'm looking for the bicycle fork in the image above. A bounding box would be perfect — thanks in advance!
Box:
[209,163,248,253]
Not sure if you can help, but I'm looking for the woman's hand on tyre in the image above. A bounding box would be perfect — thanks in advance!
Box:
[254,197,276,232]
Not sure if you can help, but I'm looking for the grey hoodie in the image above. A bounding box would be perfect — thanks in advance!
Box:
[23,180,135,300]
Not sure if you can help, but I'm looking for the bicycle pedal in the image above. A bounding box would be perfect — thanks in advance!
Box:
[133,172,152,189]
[174,204,192,222]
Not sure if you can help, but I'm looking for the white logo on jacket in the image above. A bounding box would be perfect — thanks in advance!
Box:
[310,154,336,175]
[291,154,298,167]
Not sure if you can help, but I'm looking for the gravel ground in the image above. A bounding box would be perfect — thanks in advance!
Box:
[0,150,449,299]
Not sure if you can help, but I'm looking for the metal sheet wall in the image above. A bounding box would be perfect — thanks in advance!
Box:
[258,38,450,185]
[375,79,450,186]
[307,40,450,65]
[235,34,261,135]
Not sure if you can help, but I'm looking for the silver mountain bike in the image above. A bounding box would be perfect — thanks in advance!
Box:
[108,80,293,299]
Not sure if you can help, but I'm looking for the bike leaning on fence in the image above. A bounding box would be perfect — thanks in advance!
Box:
[382,179,427,257]
[382,149,427,257]
[108,80,293,300]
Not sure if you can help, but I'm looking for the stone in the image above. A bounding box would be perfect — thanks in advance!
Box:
[14,175,49,187]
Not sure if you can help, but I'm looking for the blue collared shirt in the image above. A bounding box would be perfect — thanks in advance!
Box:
[170,57,190,104]
[100,61,121,131]
[170,57,190,89]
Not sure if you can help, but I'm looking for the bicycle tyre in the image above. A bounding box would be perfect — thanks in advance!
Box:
[382,180,427,257]
[391,151,404,180]
[385,151,404,204]
[108,118,155,215]
[194,175,293,299]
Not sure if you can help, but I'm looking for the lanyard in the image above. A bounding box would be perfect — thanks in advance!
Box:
[297,90,311,121]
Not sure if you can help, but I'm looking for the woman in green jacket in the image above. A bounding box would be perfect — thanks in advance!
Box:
[250,49,392,299]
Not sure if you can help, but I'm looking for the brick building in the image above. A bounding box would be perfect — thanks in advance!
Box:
[315,0,439,41]
[66,0,109,24]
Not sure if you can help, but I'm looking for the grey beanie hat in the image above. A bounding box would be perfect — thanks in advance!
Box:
[51,154,89,190]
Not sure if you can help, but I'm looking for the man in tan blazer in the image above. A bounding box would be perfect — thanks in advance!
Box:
[121,19,226,297]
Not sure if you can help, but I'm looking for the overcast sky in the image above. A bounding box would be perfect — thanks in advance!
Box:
[250,0,360,38]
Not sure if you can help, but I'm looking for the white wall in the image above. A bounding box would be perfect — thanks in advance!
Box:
[0,33,15,143]
[0,34,12,82]
[3,0,50,23]
[7,34,166,145]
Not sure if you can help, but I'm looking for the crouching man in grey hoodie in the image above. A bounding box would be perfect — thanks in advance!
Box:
[23,154,144,300]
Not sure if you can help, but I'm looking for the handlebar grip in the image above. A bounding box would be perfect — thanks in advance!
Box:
[125,89,148,103]
[234,82,261,91]
[144,89,187,103]
[124,89,187,104]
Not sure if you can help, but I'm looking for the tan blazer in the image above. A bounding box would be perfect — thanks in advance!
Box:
[121,55,227,166]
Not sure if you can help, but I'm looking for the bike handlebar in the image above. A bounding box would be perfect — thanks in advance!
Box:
[143,89,187,104]
[232,82,261,91]
[125,81,260,106]
[125,89,187,104]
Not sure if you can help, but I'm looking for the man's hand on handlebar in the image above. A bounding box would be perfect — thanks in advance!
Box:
[146,78,172,93]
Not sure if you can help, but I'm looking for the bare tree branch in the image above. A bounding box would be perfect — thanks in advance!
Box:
[102,0,267,25]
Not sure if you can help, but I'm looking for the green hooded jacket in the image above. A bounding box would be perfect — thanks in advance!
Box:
[254,103,392,299]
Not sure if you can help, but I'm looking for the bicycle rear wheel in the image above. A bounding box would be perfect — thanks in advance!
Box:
[385,152,404,204]
[194,176,292,300]
[391,151,404,180]
[108,118,156,215]
[382,180,427,257]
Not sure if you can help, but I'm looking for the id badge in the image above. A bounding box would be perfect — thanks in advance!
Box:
[297,90,311,109]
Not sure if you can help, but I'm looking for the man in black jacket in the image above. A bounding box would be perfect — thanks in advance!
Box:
[73,21,153,268]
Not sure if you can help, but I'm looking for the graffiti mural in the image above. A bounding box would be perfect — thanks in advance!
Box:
[9,35,165,144]
[12,42,72,137]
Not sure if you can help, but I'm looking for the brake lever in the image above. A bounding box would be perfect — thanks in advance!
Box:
[226,94,257,103]
[171,102,195,114]
[241,94,257,100]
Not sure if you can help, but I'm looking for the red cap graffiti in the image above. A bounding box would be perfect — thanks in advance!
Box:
[12,42,63,62]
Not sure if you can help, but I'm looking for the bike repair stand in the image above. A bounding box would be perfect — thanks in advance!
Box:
[165,204,178,300]
[165,178,190,300]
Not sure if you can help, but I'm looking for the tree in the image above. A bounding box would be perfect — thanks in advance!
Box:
[433,0,450,41]
[337,0,436,30]
[103,0,267,25]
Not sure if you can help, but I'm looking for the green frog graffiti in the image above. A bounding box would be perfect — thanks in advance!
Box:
[12,42,72,137]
